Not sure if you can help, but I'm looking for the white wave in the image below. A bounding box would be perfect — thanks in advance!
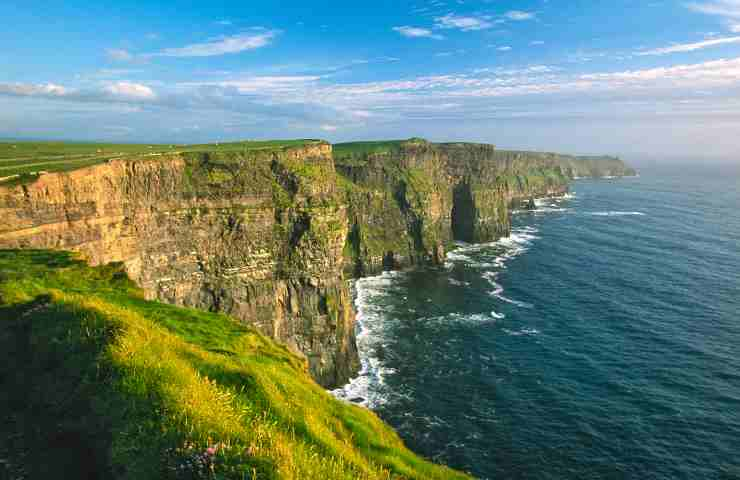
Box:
[337,224,542,405]
[481,264,534,309]
[503,328,540,336]
[494,295,534,309]
[528,206,571,214]
[585,211,645,217]
[425,311,502,326]
[332,271,404,408]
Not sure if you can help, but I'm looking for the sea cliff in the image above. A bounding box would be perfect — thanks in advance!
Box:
[0,139,634,387]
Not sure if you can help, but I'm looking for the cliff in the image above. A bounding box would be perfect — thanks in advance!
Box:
[0,142,357,388]
[0,139,634,387]
[334,140,629,274]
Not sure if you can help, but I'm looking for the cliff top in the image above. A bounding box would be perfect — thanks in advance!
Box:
[0,248,471,479]
[0,139,327,186]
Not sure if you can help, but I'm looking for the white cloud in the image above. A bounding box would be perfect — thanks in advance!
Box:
[497,46,512,51]
[154,31,278,57]
[106,48,134,62]
[436,49,466,57]
[687,0,740,18]
[637,35,740,55]
[8,57,740,138]
[0,83,68,97]
[103,82,156,99]
[435,13,494,31]
[504,10,535,20]
[393,26,444,39]
[183,76,321,94]
[730,23,740,31]
[530,40,546,46]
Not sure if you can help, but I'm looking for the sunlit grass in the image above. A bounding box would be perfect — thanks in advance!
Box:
[0,249,472,479]
[0,140,326,181]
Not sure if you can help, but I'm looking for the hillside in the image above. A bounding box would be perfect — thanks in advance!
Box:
[0,249,472,480]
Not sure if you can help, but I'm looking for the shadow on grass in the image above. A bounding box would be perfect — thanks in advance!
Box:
[0,296,113,480]
[0,249,84,270]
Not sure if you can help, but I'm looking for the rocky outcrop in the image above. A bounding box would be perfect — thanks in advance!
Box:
[0,139,634,387]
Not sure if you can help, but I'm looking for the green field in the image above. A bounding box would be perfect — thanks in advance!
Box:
[332,140,416,160]
[0,249,472,480]
[0,140,324,183]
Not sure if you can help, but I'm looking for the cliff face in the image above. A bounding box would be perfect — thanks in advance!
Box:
[0,139,633,387]
[335,140,601,274]
[0,143,357,387]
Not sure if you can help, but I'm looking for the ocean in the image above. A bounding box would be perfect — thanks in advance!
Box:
[333,164,740,479]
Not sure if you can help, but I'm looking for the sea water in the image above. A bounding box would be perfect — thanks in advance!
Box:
[334,164,740,479]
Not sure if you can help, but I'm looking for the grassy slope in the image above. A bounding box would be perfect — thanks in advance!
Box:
[0,250,471,480]
[0,140,324,181]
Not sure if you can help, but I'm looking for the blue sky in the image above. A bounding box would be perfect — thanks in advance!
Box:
[3,0,740,158]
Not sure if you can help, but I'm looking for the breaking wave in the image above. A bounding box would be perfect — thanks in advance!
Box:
[331,271,404,408]
[585,211,646,216]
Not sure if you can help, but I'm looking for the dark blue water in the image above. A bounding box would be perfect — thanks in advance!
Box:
[334,165,740,479]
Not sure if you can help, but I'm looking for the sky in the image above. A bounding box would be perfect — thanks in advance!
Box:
[3,0,740,158]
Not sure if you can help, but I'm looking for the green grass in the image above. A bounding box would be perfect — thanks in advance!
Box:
[0,140,325,181]
[332,141,408,162]
[0,249,472,480]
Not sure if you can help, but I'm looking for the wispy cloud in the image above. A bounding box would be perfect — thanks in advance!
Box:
[103,82,156,99]
[8,56,740,138]
[636,35,740,55]
[104,31,277,63]
[153,31,278,57]
[393,26,444,39]
[106,48,134,62]
[497,46,512,52]
[504,10,535,20]
[0,81,156,102]
[530,40,546,46]
[183,75,321,94]
[0,83,68,97]
[435,49,466,57]
[435,13,495,31]
[687,0,740,19]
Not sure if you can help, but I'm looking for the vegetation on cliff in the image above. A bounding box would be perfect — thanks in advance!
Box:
[0,140,325,185]
[0,249,472,480]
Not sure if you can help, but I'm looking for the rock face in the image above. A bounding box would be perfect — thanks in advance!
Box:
[335,140,626,274]
[0,139,634,386]
[0,143,357,387]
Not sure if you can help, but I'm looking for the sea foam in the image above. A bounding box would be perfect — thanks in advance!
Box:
[585,211,646,217]
[331,271,404,408]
